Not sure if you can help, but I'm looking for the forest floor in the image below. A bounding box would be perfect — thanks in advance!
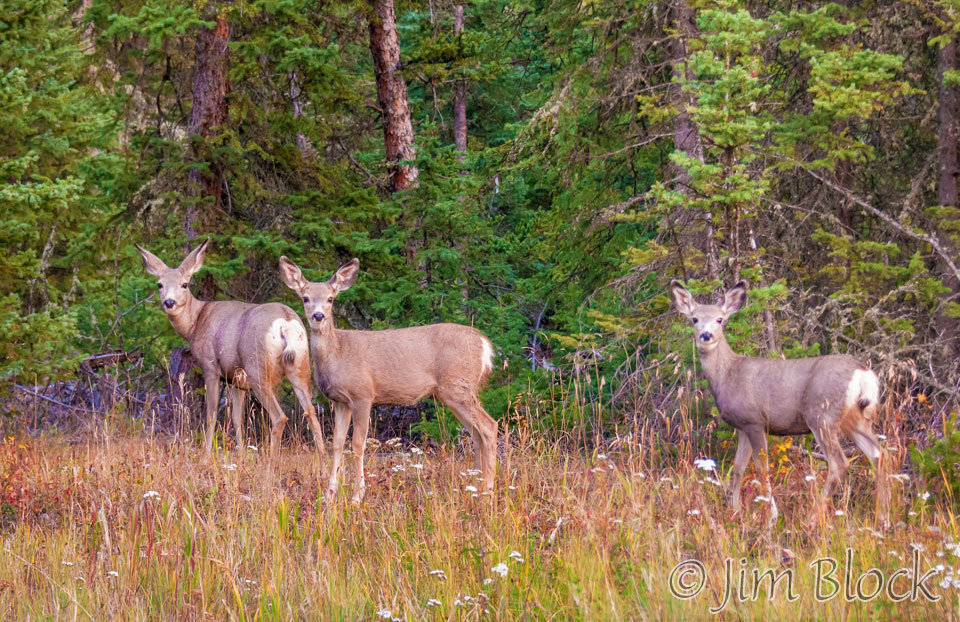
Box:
[0,426,957,620]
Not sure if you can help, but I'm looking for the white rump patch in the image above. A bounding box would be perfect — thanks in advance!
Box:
[845,369,880,411]
[270,318,308,355]
[480,337,494,375]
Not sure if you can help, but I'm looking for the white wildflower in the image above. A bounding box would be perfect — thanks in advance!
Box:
[426,598,441,607]
[491,563,509,578]
[143,490,160,500]
[429,569,447,580]
[596,454,608,461]
[804,475,815,482]
[376,609,392,619]
[410,446,423,455]
[890,473,910,483]
[920,491,931,501]
[107,570,118,578]
[694,458,717,472]
[482,578,493,586]
[464,485,478,493]
[61,561,74,566]
[224,463,237,471]
[687,509,701,516]
[391,465,406,473]
[835,510,844,517]
[411,464,424,470]
[508,550,525,563]
[246,445,258,452]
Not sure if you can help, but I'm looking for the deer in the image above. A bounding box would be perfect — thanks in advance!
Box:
[135,239,325,464]
[670,280,888,525]
[278,256,498,504]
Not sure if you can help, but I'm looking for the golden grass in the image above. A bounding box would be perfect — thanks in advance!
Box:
[0,426,956,621]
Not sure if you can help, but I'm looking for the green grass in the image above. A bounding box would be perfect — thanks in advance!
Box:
[0,423,956,620]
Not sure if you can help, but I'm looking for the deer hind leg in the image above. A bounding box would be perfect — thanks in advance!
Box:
[326,401,351,502]
[438,387,497,492]
[350,400,372,505]
[256,387,289,462]
[727,429,753,512]
[847,417,889,527]
[287,362,325,469]
[743,427,778,524]
[813,422,848,507]
[227,385,247,450]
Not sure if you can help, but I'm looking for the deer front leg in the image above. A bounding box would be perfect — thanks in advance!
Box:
[325,401,351,503]
[744,427,778,525]
[350,400,372,505]
[202,370,222,460]
[727,429,753,511]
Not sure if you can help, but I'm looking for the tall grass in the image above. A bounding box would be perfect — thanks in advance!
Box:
[0,401,956,621]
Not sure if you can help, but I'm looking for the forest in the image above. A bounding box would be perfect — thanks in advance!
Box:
[2,0,960,619]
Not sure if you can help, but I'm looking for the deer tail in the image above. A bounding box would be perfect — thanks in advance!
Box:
[855,368,880,414]
[479,336,494,384]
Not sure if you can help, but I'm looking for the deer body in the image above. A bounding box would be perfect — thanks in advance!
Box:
[136,240,325,462]
[671,280,887,524]
[280,257,497,503]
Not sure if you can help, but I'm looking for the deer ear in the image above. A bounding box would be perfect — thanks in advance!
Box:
[670,280,696,318]
[135,244,168,277]
[329,258,360,294]
[278,256,308,293]
[178,238,210,279]
[722,281,748,315]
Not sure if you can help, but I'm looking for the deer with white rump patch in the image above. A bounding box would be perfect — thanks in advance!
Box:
[670,280,888,524]
[136,239,325,462]
[278,256,498,503]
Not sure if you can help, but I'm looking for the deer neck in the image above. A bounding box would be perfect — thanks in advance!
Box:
[309,320,342,367]
[168,295,207,344]
[697,337,738,389]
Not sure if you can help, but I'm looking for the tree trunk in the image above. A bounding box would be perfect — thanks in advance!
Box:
[453,5,467,155]
[185,14,230,240]
[937,35,960,361]
[368,0,418,192]
[669,0,717,282]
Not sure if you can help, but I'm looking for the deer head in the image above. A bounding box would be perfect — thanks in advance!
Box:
[135,238,210,315]
[670,280,747,353]
[279,257,359,330]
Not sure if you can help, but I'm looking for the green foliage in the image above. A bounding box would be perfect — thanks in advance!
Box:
[911,415,960,506]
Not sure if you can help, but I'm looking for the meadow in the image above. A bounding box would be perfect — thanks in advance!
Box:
[0,402,955,621]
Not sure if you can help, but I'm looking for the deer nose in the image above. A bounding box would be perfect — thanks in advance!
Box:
[700,332,714,342]
[312,312,325,322]
[163,299,176,309]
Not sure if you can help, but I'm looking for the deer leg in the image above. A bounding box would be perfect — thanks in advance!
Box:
[350,400,372,505]
[818,425,848,504]
[848,421,889,527]
[326,401,351,502]
[288,367,325,469]
[743,427,778,524]
[201,371,222,460]
[439,389,497,492]
[227,386,247,450]
[727,429,753,511]
[258,389,289,462]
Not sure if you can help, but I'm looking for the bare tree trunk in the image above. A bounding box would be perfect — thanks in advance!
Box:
[288,73,316,159]
[453,5,467,156]
[185,14,230,240]
[669,0,717,282]
[937,35,960,361]
[369,0,418,192]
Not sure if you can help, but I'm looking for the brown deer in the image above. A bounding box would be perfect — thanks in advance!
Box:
[136,239,325,463]
[278,256,497,503]
[670,280,888,524]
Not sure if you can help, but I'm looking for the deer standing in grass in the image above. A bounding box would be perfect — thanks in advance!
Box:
[279,257,497,503]
[136,239,325,462]
[670,280,888,524]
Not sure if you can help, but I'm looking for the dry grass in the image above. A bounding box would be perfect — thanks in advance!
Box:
[0,417,956,620]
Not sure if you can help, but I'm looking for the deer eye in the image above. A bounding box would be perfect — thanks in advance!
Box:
[692,318,698,324]
[303,296,309,303]
[157,283,162,290]
[327,296,333,303]
[717,318,723,324]
[182,283,189,289]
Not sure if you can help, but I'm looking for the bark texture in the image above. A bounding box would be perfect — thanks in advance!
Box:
[369,0,418,192]
[185,15,230,239]
[453,4,467,154]
[937,35,959,360]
